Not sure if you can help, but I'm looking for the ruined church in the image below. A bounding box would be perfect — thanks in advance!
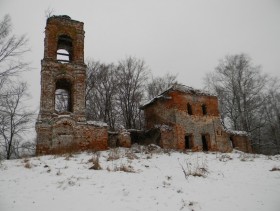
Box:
[139,84,252,153]
[36,16,252,155]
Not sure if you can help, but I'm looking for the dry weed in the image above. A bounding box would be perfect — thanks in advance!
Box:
[24,161,32,169]
[89,154,102,170]
[270,166,280,171]
[107,148,121,161]
[179,156,209,179]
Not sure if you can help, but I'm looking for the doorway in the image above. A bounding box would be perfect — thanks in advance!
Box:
[185,134,193,149]
[201,134,209,151]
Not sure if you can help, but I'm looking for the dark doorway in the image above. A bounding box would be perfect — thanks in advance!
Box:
[230,136,235,148]
[202,104,207,115]
[185,135,193,149]
[201,134,208,151]
[187,103,193,115]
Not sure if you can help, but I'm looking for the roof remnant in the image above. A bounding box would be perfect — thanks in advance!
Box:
[140,83,214,109]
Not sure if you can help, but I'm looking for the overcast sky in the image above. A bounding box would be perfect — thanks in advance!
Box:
[1,0,280,111]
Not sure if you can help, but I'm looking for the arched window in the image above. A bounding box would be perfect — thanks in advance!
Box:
[56,35,73,63]
[55,79,72,112]
[187,103,193,115]
[202,104,207,115]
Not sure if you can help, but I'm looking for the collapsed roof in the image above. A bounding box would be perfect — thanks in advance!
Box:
[140,83,214,109]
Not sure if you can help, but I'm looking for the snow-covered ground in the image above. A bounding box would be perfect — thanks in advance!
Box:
[1,146,280,211]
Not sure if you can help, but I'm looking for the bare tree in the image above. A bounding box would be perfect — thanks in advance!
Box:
[116,57,149,129]
[0,82,34,159]
[0,15,29,81]
[205,54,267,133]
[0,15,32,159]
[86,60,119,130]
[260,79,280,154]
[44,7,55,19]
[146,73,177,100]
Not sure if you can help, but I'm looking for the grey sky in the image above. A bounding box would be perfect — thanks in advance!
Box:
[1,0,280,111]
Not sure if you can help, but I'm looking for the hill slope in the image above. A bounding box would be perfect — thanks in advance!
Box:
[1,147,280,211]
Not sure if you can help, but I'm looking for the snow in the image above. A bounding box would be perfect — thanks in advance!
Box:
[168,84,214,97]
[225,128,249,136]
[1,148,280,211]
[155,124,173,131]
[87,120,108,127]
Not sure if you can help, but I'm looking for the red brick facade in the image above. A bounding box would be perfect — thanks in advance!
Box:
[36,16,108,155]
[140,85,252,153]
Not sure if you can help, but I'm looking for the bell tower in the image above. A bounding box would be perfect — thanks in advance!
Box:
[39,15,86,121]
[36,15,108,155]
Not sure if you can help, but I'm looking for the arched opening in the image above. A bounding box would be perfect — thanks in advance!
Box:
[187,103,193,115]
[56,35,73,63]
[202,104,207,115]
[55,79,72,113]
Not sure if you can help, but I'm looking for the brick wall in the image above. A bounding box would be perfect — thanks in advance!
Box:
[36,16,108,155]
[142,90,233,152]
[36,117,108,155]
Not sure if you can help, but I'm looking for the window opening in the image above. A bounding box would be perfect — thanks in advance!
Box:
[187,103,193,115]
[57,35,73,63]
[202,104,207,115]
[55,79,72,112]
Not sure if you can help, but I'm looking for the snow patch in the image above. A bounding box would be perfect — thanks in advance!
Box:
[87,120,108,127]
[154,124,173,131]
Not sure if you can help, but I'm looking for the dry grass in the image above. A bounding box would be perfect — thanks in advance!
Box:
[270,166,280,171]
[23,157,32,169]
[219,154,232,162]
[125,149,138,160]
[107,163,135,173]
[179,156,209,179]
[107,148,121,161]
[24,161,32,169]
[239,153,254,162]
[64,153,74,160]
[88,153,102,170]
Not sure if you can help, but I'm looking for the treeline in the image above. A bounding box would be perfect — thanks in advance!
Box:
[205,54,280,154]
[85,57,177,131]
